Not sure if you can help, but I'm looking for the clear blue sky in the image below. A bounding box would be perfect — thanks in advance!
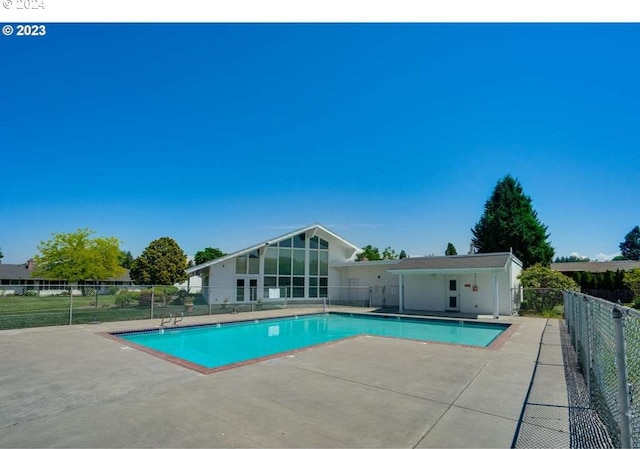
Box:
[1,24,638,264]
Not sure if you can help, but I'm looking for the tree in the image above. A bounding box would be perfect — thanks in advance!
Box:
[624,268,640,300]
[471,175,554,268]
[356,245,381,261]
[118,250,134,269]
[519,264,578,313]
[382,247,397,260]
[620,226,640,260]
[554,255,590,263]
[572,271,582,286]
[130,237,188,285]
[445,243,457,256]
[33,228,124,282]
[613,255,627,261]
[519,264,579,290]
[0,246,3,261]
[399,250,407,259]
[194,247,227,265]
[32,228,125,299]
[602,270,615,290]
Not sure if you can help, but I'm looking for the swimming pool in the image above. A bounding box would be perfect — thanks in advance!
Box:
[114,313,509,372]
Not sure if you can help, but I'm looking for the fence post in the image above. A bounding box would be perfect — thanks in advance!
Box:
[582,296,592,407]
[69,286,74,325]
[612,306,633,449]
[150,286,154,319]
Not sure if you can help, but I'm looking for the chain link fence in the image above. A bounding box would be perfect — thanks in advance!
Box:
[564,291,640,448]
[0,284,384,330]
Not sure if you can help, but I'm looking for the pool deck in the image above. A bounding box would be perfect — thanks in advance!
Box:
[0,308,553,448]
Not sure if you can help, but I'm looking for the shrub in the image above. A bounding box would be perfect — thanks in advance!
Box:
[115,292,139,308]
[106,286,120,295]
[24,289,38,297]
[82,288,97,297]
[138,289,154,306]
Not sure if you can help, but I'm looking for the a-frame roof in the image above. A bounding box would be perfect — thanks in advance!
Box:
[186,223,361,275]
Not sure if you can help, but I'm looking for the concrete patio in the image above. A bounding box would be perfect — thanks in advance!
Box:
[0,309,552,448]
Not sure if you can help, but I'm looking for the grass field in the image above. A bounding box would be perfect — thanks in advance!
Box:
[0,294,289,330]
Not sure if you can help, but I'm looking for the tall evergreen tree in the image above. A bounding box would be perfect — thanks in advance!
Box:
[471,175,554,268]
[445,242,457,256]
[398,250,407,259]
[619,226,640,260]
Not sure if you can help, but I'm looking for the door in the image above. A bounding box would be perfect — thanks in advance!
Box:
[446,277,460,311]
[236,278,259,302]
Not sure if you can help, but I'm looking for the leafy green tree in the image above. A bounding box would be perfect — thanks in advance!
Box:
[33,228,124,307]
[624,268,640,300]
[554,255,590,263]
[118,250,134,269]
[398,250,407,259]
[471,175,554,268]
[194,247,227,265]
[613,255,627,261]
[0,246,3,261]
[33,228,124,282]
[382,247,397,260]
[130,237,188,285]
[620,226,640,260]
[356,245,381,261]
[519,264,578,313]
[445,243,457,256]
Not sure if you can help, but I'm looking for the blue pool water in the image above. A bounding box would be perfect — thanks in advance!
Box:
[117,313,508,370]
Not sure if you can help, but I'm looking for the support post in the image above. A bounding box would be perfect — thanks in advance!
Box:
[493,271,499,319]
[613,306,632,449]
[398,274,404,313]
[584,297,592,407]
[150,285,154,319]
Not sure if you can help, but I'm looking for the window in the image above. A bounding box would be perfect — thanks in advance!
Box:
[278,249,292,275]
[293,233,305,248]
[293,250,305,275]
[308,235,329,298]
[264,247,278,275]
[236,250,260,275]
[236,256,247,275]
[248,250,259,274]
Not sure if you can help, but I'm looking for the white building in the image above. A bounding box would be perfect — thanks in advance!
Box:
[186,224,523,317]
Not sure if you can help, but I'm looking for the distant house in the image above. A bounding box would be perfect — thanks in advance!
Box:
[186,223,523,317]
[552,260,640,302]
[551,260,640,277]
[0,259,133,296]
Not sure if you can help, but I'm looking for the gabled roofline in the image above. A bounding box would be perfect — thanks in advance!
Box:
[186,223,361,275]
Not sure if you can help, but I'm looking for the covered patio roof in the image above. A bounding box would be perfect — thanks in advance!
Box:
[387,253,520,275]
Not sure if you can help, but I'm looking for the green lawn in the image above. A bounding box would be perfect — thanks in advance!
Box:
[0,294,278,330]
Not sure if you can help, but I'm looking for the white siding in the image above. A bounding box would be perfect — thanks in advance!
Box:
[401,269,515,316]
